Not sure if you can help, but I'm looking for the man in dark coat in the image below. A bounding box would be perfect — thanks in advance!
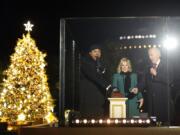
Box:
[79,44,117,118]
[146,48,173,125]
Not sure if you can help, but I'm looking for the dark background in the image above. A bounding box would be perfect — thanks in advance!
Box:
[1,0,180,124]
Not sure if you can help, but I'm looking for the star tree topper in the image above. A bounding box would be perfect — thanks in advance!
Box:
[24,21,34,32]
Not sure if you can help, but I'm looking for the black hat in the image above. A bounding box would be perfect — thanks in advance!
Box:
[89,44,101,52]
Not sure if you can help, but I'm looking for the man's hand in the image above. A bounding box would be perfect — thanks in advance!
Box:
[150,68,157,76]
[107,86,116,97]
[131,87,138,94]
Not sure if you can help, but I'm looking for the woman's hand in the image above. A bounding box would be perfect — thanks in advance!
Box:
[138,98,144,108]
[131,87,138,94]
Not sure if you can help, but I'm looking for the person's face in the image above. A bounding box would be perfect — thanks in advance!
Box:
[148,49,160,64]
[89,49,101,60]
[121,61,129,73]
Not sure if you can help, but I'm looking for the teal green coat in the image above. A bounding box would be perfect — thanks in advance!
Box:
[112,73,143,118]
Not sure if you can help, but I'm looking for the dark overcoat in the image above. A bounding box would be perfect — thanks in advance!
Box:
[79,55,109,118]
[146,60,172,123]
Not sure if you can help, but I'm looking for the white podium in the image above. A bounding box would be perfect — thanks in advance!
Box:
[108,98,128,118]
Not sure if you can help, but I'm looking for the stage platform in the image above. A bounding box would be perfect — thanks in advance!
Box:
[19,127,180,135]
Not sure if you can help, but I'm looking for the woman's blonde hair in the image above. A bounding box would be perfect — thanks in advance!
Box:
[117,57,132,73]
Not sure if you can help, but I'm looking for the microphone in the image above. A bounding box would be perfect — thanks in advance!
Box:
[96,57,106,74]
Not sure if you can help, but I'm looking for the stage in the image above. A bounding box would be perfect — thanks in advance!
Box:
[19,127,180,135]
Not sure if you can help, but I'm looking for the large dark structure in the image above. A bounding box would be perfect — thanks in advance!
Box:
[60,17,180,126]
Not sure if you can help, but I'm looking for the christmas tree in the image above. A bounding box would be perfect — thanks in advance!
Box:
[0,21,58,124]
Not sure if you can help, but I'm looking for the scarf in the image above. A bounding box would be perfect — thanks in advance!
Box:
[121,72,135,99]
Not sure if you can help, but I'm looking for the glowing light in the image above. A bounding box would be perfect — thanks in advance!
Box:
[122,119,127,124]
[146,119,151,124]
[127,36,131,39]
[8,85,13,89]
[21,87,26,91]
[115,119,119,124]
[149,34,153,38]
[152,35,156,38]
[130,119,135,124]
[119,34,156,40]
[17,113,26,121]
[107,119,111,124]
[27,95,31,99]
[99,119,103,124]
[83,119,87,124]
[75,119,80,124]
[24,21,34,32]
[70,118,153,127]
[91,119,95,124]
[45,112,58,123]
[3,103,7,107]
[138,119,142,124]
[163,36,178,50]
[7,125,14,131]
[3,89,7,93]
[120,36,123,40]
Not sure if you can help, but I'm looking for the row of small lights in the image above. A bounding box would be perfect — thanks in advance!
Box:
[119,34,157,40]
[72,118,152,125]
[118,44,161,50]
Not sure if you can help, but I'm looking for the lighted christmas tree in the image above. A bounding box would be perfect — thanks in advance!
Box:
[0,21,58,124]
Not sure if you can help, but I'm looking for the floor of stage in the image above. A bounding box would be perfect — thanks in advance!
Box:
[18,126,180,135]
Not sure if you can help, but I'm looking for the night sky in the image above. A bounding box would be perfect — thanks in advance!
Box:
[1,1,180,55]
[1,1,180,50]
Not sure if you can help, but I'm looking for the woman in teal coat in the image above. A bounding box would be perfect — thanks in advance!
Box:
[112,58,144,118]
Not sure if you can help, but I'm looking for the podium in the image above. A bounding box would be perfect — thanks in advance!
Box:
[108,98,128,118]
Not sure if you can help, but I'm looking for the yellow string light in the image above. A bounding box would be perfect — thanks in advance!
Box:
[0,21,58,124]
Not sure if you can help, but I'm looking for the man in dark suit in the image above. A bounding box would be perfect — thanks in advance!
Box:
[79,44,118,118]
[146,48,171,125]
